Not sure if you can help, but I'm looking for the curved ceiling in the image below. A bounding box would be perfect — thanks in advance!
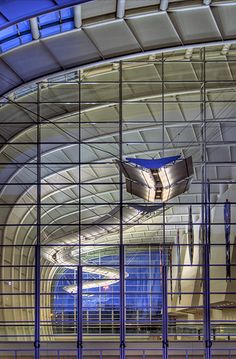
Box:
[0,0,92,30]
[1,48,235,255]
[0,0,236,97]
[1,2,236,338]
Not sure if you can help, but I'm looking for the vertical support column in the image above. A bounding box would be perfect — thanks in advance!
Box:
[201,48,212,359]
[162,204,168,359]
[77,71,83,359]
[204,180,211,357]
[119,60,126,359]
[34,83,41,359]
[161,53,168,359]
[77,265,83,358]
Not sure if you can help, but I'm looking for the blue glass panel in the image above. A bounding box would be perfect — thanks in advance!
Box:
[53,251,162,313]
[20,33,33,44]
[40,24,61,38]
[0,0,93,31]
[60,7,73,19]
[17,20,30,32]
[61,21,74,32]
[38,11,60,26]
[1,37,20,52]
[0,24,17,41]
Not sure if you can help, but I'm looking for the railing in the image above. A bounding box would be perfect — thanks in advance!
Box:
[1,347,236,358]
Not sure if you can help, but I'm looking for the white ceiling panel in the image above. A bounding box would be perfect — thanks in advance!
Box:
[212,4,236,39]
[84,20,141,57]
[123,63,161,81]
[0,59,23,95]
[43,30,101,68]
[2,42,61,82]
[207,146,230,162]
[85,106,118,122]
[169,7,222,44]
[127,12,181,50]
[123,103,156,122]
[81,0,116,19]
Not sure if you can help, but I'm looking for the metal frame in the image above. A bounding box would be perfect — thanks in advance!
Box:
[0,48,236,358]
[201,47,212,359]
[34,83,41,359]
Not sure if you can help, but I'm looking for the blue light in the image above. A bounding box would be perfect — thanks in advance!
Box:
[53,251,162,318]
[40,24,61,38]
[38,8,74,39]
[38,11,60,26]
[0,24,18,41]
[21,33,33,44]
[0,33,32,52]
[60,7,73,19]
[61,21,74,32]
[17,20,30,32]
[1,37,20,52]
[0,0,93,31]
[0,20,32,53]
[0,5,76,52]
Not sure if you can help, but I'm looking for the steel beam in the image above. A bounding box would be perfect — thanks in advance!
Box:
[161,53,169,359]
[34,83,41,359]
[77,71,83,359]
[201,48,212,359]
[119,60,126,359]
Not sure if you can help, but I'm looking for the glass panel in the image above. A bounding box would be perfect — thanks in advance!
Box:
[0,48,236,357]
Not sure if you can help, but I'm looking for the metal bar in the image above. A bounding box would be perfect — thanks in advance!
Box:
[76,266,83,358]
[162,243,168,359]
[161,53,168,359]
[201,48,212,359]
[77,71,83,359]
[204,181,212,358]
[34,84,41,359]
[119,60,126,359]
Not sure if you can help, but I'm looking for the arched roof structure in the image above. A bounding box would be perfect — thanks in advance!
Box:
[0,0,236,95]
[1,0,236,356]
[0,0,92,30]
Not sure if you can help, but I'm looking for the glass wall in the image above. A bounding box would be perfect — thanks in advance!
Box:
[0,46,236,358]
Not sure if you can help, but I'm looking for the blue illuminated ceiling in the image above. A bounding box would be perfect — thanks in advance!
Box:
[0,7,76,53]
[0,0,93,53]
[0,0,92,30]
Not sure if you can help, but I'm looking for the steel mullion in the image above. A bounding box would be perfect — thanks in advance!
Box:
[34,83,41,359]
[77,72,83,359]
[161,53,168,359]
[201,48,212,359]
[119,60,126,359]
